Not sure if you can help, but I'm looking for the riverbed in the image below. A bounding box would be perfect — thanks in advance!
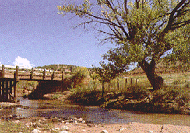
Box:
[0,97,190,127]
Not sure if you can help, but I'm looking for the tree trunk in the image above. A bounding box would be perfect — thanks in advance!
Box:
[139,59,163,91]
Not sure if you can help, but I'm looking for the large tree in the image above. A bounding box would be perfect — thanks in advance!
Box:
[58,0,190,90]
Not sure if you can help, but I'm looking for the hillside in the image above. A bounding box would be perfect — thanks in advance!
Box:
[36,64,77,72]
[126,62,190,76]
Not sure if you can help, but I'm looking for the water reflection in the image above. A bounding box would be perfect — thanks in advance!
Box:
[0,97,190,126]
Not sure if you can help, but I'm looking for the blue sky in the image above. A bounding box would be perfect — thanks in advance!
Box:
[0,0,112,68]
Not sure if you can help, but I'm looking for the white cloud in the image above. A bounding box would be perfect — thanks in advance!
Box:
[13,56,34,69]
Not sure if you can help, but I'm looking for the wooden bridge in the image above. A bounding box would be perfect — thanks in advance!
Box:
[0,65,69,102]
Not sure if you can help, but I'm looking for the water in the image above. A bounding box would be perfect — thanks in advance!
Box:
[0,97,190,126]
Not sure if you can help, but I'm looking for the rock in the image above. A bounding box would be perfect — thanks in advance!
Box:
[52,127,60,131]
[31,129,41,133]
[87,123,95,127]
[31,123,38,128]
[119,128,126,132]
[78,118,83,122]
[100,130,108,133]
[61,126,69,131]
[13,120,20,124]
[59,131,69,133]
[73,120,78,124]
[51,117,59,122]
[78,118,85,123]
[118,95,125,101]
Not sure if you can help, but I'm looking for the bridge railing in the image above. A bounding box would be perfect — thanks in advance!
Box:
[0,65,68,81]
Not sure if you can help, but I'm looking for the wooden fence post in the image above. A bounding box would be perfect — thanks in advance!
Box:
[51,71,55,80]
[2,79,4,102]
[0,79,2,101]
[43,69,46,80]
[9,80,13,101]
[117,78,120,90]
[1,65,5,78]
[5,80,8,101]
[125,78,128,88]
[131,78,133,86]
[30,68,34,79]
[14,66,18,102]
[102,81,105,98]
[62,70,64,81]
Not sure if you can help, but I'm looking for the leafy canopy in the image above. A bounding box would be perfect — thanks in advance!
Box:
[58,0,190,73]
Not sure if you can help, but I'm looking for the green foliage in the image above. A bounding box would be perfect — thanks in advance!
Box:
[123,86,150,100]
[0,121,32,132]
[70,67,89,88]
[58,0,189,64]
[68,86,104,105]
[58,0,190,89]
[152,86,190,109]
[17,81,38,95]
[37,64,76,71]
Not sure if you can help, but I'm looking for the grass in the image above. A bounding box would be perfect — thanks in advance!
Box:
[16,67,190,114]
[67,71,190,114]
[0,121,32,133]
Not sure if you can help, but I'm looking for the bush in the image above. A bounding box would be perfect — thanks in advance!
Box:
[152,86,190,113]
[70,67,89,88]
[123,86,150,100]
[68,86,104,105]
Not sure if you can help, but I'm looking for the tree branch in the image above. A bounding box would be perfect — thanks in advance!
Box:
[162,0,187,34]
[105,0,130,39]
[124,0,128,14]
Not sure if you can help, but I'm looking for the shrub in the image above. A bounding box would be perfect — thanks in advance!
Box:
[68,86,104,105]
[152,86,190,113]
[70,67,89,88]
[123,86,150,100]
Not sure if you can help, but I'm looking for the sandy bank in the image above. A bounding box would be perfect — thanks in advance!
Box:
[54,122,190,133]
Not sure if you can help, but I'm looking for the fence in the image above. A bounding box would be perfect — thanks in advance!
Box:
[0,65,67,81]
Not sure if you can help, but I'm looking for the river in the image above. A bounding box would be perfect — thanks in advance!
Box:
[0,97,190,126]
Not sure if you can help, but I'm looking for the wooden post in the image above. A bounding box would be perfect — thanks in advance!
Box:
[117,78,120,90]
[51,71,55,80]
[1,65,5,78]
[5,80,8,101]
[108,82,111,92]
[2,79,4,102]
[0,79,2,101]
[30,68,34,79]
[43,69,46,80]
[102,81,105,98]
[14,66,18,102]
[62,70,64,81]
[9,80,13,101]
[125,78,128,88]
[61,70,64,92]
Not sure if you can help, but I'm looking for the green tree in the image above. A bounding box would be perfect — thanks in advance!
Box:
[58,0,190,90]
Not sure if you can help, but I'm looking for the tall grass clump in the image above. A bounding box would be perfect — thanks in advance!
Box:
[68,85,104,105]
[70,67,89,88]
[0,121,32,132]
[151,86,190,113]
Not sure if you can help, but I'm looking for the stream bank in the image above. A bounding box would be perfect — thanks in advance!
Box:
[0,93,190,132]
